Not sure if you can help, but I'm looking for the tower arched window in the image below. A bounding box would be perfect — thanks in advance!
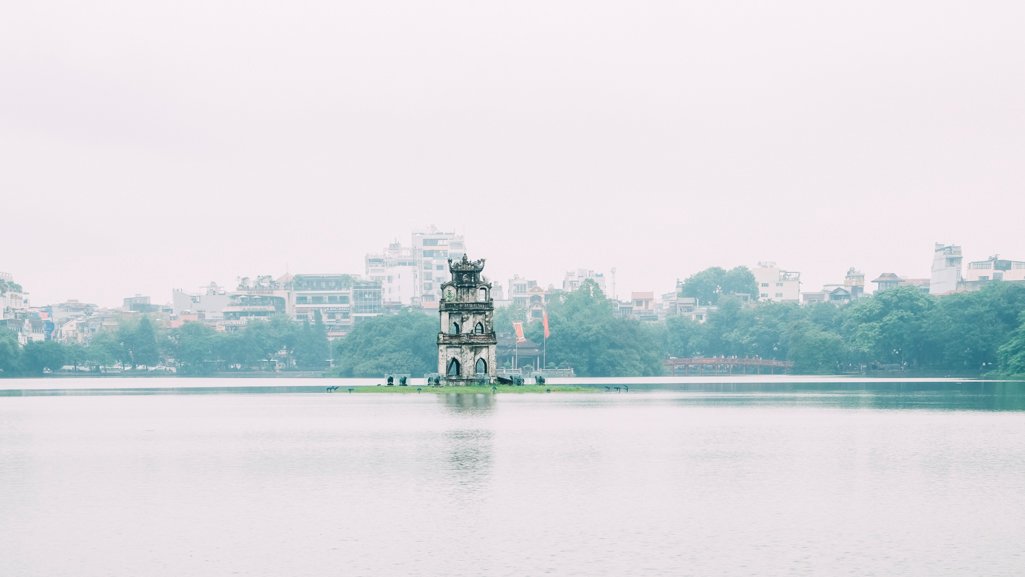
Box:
[475,358,487,375]
[478,287,488,302]
[474,322,484,335]
[450,321,460,335]
[447,358,461,376]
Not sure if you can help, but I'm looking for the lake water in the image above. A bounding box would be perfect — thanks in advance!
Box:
[2,378,1024,577]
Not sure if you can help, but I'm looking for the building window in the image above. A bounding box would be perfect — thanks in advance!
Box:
[474,322,484,335]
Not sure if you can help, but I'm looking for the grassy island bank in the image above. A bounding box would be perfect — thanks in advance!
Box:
[331,384,588,394]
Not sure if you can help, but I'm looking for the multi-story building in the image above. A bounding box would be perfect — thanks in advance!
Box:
[801,268,865,305]
[507,275,539,310]
[412,227,466,307]
[871,273,930,294]
[351,279,384,324]
[562,269,608,295]
[628,292,658,321]
[222,293,286,330]
[123,295,162,314]
[753,262,801,302]
[290,274,382,338]
[53,307,125,344]
[930,243,963,295]
[661,283,714,323]
[844,268,865,298]
[365,242,418,307]
[964,255,1025,289]
[172,283,231,322]
[367,227,466,309]
[1,272,28,320]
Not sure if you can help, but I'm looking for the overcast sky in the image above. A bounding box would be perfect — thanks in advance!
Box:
[2,1,1023,307]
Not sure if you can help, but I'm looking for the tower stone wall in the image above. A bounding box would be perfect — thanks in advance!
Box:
[437,255,497,384]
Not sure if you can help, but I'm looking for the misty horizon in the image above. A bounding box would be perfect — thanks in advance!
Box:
[0,230,1003,308]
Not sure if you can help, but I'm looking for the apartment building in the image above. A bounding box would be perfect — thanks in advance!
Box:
[930,243,963,296]
[753,262,801,302]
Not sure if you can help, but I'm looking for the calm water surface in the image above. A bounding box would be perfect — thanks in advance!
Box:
[2,379,1024,577]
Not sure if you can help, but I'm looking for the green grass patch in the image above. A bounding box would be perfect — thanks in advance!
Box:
[332,384,589,394]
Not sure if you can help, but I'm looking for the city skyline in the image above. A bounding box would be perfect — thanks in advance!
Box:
[3,231,1019,309]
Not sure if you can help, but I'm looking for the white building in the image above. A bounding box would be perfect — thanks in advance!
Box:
[365,242,418,307]
[412,227,466,307]
[507,275,539,309]
[562,269,608,295]
[172,283,231,321]
[1,272,28,319]
[753,262,801,303]
[930,243,963,296]
[965,255,1025,287]
[801,268,865,305]
[290,274,382,338]
[661,288,713,323]
[367,227,466,309]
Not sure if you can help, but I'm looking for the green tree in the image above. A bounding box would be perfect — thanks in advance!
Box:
[664,317,706,358]
[680,266,758,306]
[929,283,1025,373]
[21,341,66,375]
[840,286,934,368]
[997,313,1025,376]
[493,302,528,341]
[722,266,759,301]
[242,315,300,369]
[131,316,161,368]
[0,329,22,376]
[334,310,437,377]
[86,330,127,369]
[168,322,220,375]
[786,321,844,373]
[537,280,662,376]
[680,267,727,306]
[294,311,331,370]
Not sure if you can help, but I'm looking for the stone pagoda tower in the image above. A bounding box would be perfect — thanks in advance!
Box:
[437,255,497,384]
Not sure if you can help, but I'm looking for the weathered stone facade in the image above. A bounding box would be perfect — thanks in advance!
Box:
[437,255,497,384]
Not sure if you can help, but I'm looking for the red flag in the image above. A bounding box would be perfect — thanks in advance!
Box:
[543,311,550,339]
[513,321,526,343]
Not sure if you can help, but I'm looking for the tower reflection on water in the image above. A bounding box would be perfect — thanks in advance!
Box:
[439,393,495,492]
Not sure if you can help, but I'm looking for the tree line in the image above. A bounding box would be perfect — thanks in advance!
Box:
[5,268,1025,378]
[335,273,1025,378]
[0,313,331,376]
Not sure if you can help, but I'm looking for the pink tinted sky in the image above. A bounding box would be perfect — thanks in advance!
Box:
[2,1,1023,307]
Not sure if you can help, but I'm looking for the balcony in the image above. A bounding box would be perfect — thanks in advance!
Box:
[438,332,497,345]
[439,301,492,312]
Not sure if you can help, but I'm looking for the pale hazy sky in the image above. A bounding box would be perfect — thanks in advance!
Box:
[2,1,1023,308]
